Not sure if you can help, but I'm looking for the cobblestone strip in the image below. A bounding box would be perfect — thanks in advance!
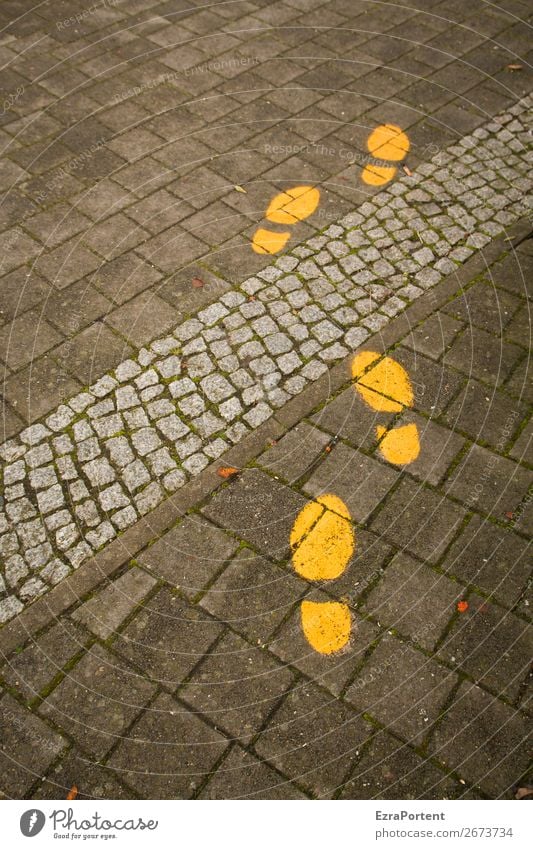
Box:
[0,98,531,624]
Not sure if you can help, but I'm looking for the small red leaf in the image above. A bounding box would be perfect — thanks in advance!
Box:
[457,600,469,613]
[217,466,240,479]
[66,785,78,800]
[192,277,205,288]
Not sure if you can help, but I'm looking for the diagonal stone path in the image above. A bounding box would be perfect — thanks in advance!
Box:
[0,96,531,624]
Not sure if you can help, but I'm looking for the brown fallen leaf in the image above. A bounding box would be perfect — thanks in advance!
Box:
[505,510,514,520]
[234,184,247,193]
[217,466,240,479]
[457,600,469,613]
[402,164,413,177]
[191,277,205,288]
[515,786,533,799]
[66,785,78,800]
[507,64,523,71]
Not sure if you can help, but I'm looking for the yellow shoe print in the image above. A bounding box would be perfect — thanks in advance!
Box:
[362,124,410,187]
[252,185,320,254]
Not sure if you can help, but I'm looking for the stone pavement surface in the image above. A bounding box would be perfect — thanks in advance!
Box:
[0,0,531,801]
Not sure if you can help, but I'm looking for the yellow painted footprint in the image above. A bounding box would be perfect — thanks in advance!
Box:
[290,494,354,654]
[352,351,420,465]
[362,124,410,186]
[252,185,320,254]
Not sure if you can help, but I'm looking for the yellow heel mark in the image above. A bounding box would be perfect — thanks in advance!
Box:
[251,228,291,254]
[362,164,397,186]
[376,423,420,465]
[301,600,351,654]
[367,123,410,161]
[290,494,354,581]
[265,185,320,225]
[352,351,414,412]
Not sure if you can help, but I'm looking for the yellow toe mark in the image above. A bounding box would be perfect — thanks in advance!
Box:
[367,123,410,161]
[266,185,320,225]
[290,494,355,581]
[251,228,291,254]
[362,164,397,186]
[352,351,414,412]
[301,600,351,654]
[376,423,420,465]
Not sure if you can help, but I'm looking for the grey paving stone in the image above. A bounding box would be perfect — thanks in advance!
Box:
[0,693,67,797]
[181,630,295,744]
[303,443,399,523]
[258,422,331,481]
[444,326,523,387]
[39,644,156,759]
[371,478,466,564]
[71,567,157,640]
[311,389,395,452]
[202,472,307,560]
[443,380,526,449]
[429,682,530,797]
[346,634,458,744]
[34,750,136,800]
[364,553,461,649]
[200,549,305,644]
[107,692,228,799]
[199,744,306,799]
[138,516,239,596]
[255,681,372,798]
[377,412,465,486]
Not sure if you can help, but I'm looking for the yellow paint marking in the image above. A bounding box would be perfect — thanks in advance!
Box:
[251,227,291,254]
[265,185,320,224]
[362,124,409,186]
[361,164,397,186]
[352,351,414,412]
[301,600,351,654]
[376,423,420,465]
[291,494,355,581]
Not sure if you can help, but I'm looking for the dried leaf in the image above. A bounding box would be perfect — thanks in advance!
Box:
[507,64,523,71]
[505,510,514,520]
[217,466,240,479]
[515,786,533,799]
[66,785,78,800]
[457,600,469,613]
[234,184,247,193]
[248,295,256,301]
[402,164,413,177]
[191,277,205,288]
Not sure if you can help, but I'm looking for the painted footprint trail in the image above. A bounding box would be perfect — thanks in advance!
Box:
[362,123,410,186]
[252,185,320,254]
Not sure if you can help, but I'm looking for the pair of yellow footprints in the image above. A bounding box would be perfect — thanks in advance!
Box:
[290,351,420,655]
[252,124,410,254]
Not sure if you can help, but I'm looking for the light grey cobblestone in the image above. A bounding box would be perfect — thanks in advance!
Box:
[0,101,531,623]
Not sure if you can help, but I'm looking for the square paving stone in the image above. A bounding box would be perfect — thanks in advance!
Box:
[322,528,394,607]
[443,380,526,450]
[364,553,461,650]
[345,634,457,745]
[311,388,395,452]
[200,548,305,645]
[444,326,523,387]
[105,292,181,347]
[72,567,157,640]
[392,347,465,416]
[444,444,532,520]
[0,312,63,371]
[0,693,67,797]
[303,443,399,523]
[438,594,532,702]
[505,359,532,405]
[370,478,466,564]
[377,412,464,486]
[33,750,136,799]
[503,303,531,349]
[429,682,530,798]
[55,323,133,385]
[3,354,81,423]
[1,620,89,702]
[107,692,228,799]
[199,744,306,799]
[510,419,532,465]
[202,471,307,561]
[258,422,331,482]
[255,681,372,799]
[442,280,522,334]
[39,644,156,758]
[339,731,471,800]
[180,630,295,744]
[91,253,163,305]
[405,313,464,361]
[270,590,380,697]
[137,515,239,598]
[440,514,531,608]
[112,588,223,687]
[489,253,533,299]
